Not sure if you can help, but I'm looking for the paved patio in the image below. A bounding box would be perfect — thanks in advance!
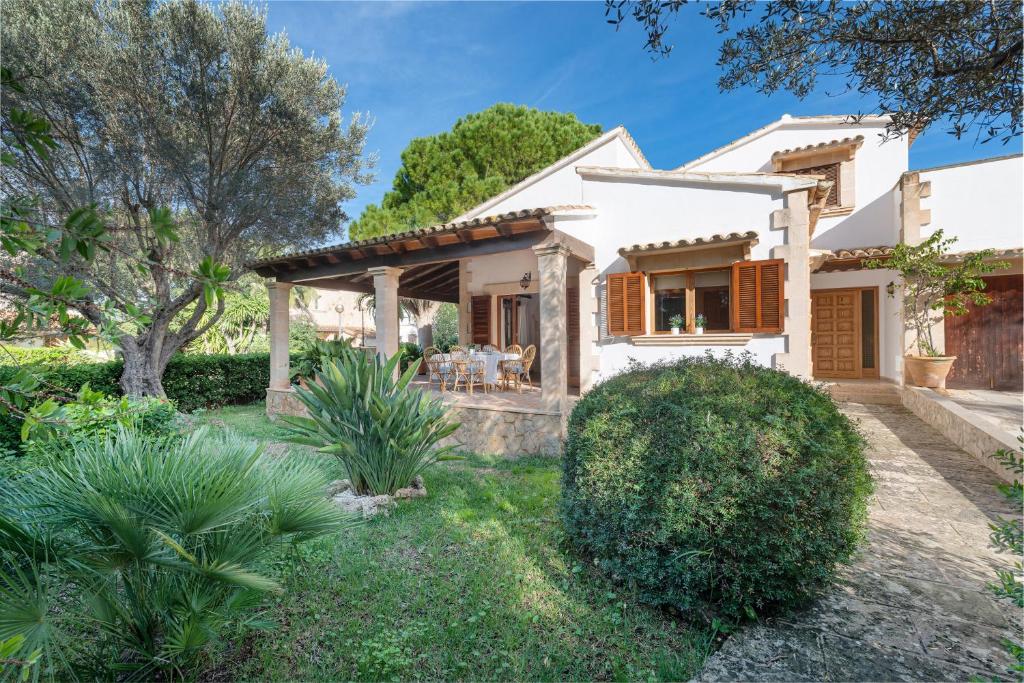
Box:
[698,403,1021,682]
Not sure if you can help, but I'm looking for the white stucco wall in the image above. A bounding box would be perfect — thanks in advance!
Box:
[809,268,904,382]
[686,120,909,251]
[564,175,792,378]
[570,176,785,271]
[918,154,1024,251]
[596,338,787,382]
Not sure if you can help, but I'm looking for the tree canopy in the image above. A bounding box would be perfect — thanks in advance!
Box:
[1,0,369,396]
[606,0,1022,143]
[348,104,601,240]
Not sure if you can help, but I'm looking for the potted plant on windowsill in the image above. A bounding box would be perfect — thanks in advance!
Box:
[866,230,1006,389]
[669,314,684,335]
[694,314,706,335]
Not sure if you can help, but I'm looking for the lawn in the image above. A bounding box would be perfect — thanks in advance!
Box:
[195,403,712,681]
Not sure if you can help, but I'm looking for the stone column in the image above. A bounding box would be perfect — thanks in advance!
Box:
[578,262,598,392]
[770,190,812,379]
[369,266,402,364]
[267,281,293,391]
[533,243,569,415]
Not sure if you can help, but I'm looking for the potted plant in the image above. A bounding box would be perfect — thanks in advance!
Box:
[669,314,684,335]
[694,314,706,335]
[866,230,1006,388]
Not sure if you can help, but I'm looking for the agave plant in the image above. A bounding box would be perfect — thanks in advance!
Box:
[283,353,460,496]
[0,427,355,679]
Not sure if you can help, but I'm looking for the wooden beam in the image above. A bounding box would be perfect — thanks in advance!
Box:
[402,264,458,291]
[399,262,451,288]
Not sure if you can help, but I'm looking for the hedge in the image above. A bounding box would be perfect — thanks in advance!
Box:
[0,346,93,366]
[0,353,274,452]
[560,354,873,623]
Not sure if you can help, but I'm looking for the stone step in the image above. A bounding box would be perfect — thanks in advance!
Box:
[824,381,903,405]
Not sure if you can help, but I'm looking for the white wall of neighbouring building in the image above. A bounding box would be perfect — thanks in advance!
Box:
[918,154,1024,252]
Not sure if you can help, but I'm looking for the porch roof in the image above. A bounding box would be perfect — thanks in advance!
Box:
[248,205,595,302]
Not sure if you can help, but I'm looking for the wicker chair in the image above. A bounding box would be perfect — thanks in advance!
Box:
[423,346,455,391]
[453,355,487,394]
[505,344,523,356]
[500,344,536,393]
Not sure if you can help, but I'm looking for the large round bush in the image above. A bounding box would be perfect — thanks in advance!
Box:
[561,354,872,622]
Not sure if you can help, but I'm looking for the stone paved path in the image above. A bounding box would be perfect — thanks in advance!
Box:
[698,403,1021,682]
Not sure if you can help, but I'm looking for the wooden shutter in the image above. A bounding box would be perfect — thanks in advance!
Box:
[606,272,645,336]
[794,162,840,207]
[471,295,491,345]
[567,287,580,388]
[731,260,784,333]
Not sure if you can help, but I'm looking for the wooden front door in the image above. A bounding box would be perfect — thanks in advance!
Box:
[812,289,861,379]
[945,274,1023,390]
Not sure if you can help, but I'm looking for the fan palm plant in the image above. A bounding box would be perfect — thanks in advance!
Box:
[283,353,460,496]
[0,427,355,679]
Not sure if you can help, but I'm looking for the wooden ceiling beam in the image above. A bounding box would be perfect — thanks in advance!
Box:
[402,265,458,292]
[399,262,452,288]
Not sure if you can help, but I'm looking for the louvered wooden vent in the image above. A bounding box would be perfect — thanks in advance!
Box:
[606,272,645,336]
[794,162,840,207]
[731,260,785,333]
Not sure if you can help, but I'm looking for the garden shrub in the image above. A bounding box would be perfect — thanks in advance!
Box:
[23,386,180,464]
[0,353,275,452]
[561,353,872,623]
[399,341,422,373]
[290,339,356,382]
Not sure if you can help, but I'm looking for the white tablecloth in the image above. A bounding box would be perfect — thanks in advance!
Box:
[430,351,519,386]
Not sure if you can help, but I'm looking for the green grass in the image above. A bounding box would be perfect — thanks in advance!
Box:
[194,404,712,681]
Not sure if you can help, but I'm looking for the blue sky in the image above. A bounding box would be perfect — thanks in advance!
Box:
[264,1,1023,229]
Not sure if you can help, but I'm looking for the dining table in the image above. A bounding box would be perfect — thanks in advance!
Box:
[430,350,520,389]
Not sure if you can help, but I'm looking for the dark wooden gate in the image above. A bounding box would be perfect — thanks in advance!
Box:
[945,274,1023,390]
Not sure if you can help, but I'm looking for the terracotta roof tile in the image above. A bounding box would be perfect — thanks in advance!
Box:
[247,205,594,269]
[619,231,759,257]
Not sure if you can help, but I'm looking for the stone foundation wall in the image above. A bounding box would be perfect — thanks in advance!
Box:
[901,386,1018,482]
[440,405,563,457]
[265,387,563,457]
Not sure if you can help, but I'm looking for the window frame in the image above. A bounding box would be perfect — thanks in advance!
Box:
[647,265,735,335]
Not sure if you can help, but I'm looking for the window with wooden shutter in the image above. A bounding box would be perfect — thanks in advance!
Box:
[471,295,491,345]
[606,272,645,336]
[731,260,784,333]
[793,162,840,207]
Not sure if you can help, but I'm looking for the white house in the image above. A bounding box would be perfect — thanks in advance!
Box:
[252,115,1023,454]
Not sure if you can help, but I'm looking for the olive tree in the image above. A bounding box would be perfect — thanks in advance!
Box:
[1,0,369,396]
[606,0,1022,144]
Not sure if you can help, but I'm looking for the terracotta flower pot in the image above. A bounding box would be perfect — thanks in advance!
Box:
[904,355,957,388]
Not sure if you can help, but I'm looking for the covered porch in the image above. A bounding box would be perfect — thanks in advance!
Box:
[249,206,598,454]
